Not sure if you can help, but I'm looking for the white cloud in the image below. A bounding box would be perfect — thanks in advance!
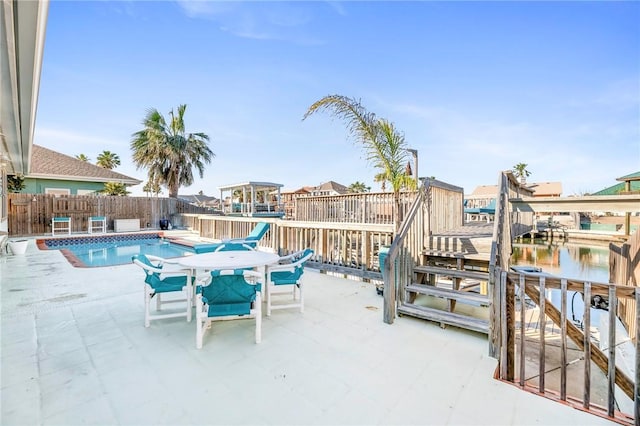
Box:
[175,0,326,45]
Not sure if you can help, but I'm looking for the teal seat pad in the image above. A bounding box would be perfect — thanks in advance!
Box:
[201,271,258,317]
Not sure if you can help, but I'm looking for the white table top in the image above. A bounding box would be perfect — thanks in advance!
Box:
[177,250,279,270]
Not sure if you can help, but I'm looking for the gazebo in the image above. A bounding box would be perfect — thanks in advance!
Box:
[218,181,284,218]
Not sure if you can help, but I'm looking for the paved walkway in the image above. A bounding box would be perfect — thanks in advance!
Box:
[1,237,616,425]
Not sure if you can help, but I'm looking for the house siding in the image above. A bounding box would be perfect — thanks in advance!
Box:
[23,178,105,195]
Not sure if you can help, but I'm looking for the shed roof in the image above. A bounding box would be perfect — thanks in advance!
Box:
[616,171,640,182]
[27,145,142,185]
[592,181,640,196]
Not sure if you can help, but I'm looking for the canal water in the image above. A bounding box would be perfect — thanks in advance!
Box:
[511,239,610,284]
[511,239,612,329]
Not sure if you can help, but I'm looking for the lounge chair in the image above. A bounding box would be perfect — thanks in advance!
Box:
[213,242,256,252]
[193,222,270,254]
[195,269,263,348]
[132,254,193,327]
[479,199,496,222]
[265,248,314,316]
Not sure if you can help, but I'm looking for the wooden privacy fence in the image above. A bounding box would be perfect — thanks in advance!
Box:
[7,194,211,236]
[495,267,639,424]
[294,191,417,224]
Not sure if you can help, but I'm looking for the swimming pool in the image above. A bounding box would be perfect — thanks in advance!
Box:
[37,233,195,268]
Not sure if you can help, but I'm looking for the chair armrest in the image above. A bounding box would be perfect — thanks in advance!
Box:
[277,252,298,264]
[145,255,168,265]
[242,270,263,285]
[268,262,297,272]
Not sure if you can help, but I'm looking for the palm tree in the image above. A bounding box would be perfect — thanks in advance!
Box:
[131,104,214,198]
[96,151,121,169]
[142,180,162,197]
[303,95,414,231]
[512,163,531,184]
[76,154,90,162]
[348,181,370,193]
[99,182,129,196]
[374,172,387,192]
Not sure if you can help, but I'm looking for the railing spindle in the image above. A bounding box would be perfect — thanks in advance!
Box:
[539,276,546,393]
[634,289,639,426]
[500,269,508,379]
[608,285,617,417]
[519,273,526,387]
[584,282,592,409]
[560,278,568,401]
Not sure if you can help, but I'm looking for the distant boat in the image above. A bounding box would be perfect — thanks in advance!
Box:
[510,265,608,310]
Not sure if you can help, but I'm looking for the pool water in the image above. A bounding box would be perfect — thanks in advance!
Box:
[39,234,195,267]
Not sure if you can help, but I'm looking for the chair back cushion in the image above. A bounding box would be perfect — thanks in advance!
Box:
[245,222,270,241]
[133,254,186,292]
[271,249,314,285]
[202,270,257,316]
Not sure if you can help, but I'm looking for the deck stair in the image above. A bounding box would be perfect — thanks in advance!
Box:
[398,303,489,334]
[398,258,491,333]
[397,233,492,334]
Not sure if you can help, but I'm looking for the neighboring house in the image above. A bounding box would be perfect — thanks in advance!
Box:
[309,181,348,196]
[465,182,549,209]
[22,145,142,195]
[592,171,640,196]
[280,186,314,219]
[524,181,563,198]
[179,194,220,209]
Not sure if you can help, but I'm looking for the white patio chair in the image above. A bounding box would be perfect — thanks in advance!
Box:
[265,248,314,316]
[195,269,262,348]
[132,254,193,327]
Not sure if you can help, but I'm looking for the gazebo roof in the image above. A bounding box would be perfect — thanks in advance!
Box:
[217,182,284,192]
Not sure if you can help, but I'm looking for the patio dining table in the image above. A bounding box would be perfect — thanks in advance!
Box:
[177,250,280,301]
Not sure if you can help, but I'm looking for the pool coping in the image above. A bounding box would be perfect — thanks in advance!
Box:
[35,232,198,268]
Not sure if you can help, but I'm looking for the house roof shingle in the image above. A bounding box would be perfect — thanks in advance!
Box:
[314,180,348,194]
[28,145,142,185]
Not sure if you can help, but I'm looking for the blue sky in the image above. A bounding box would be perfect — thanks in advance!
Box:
[34,1,639,197]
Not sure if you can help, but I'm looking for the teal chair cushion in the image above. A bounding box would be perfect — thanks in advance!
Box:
[245,222,270,241]
[201,270,258,317]
[271,267,304,285]
[193,243,223,254]
[133,254,190,292]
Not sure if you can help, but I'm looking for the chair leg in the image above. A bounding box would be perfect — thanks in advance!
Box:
[145,289,152,328]
[299,283,304,313]
[186,286,192,322]
[156,293,161,311]
[196,317,203,349]
[255,292,262,343]
[265,282,271,317]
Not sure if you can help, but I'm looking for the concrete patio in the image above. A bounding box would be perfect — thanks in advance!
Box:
[1,237,616,425]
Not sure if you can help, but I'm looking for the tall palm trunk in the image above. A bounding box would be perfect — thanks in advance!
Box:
[393,191,402,234]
